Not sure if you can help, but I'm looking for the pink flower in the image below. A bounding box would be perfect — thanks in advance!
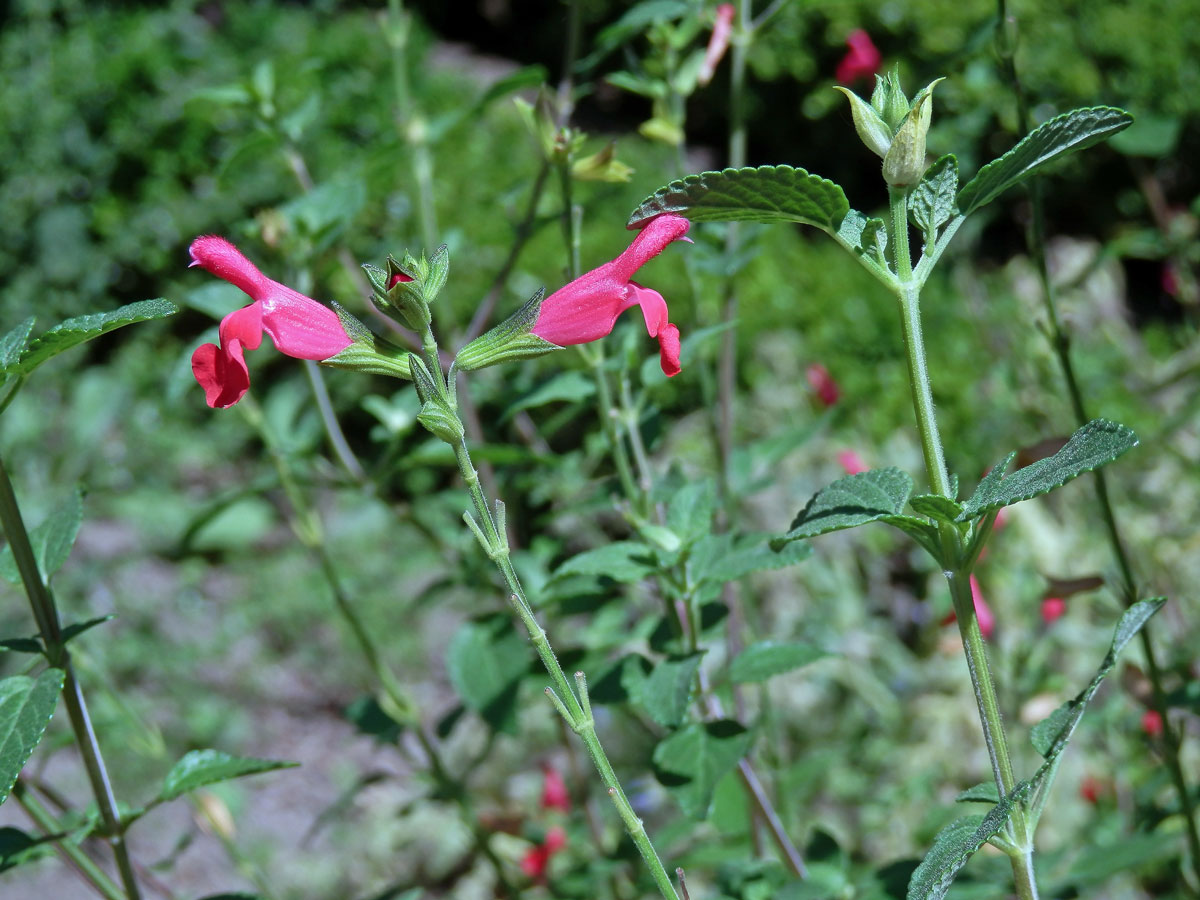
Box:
[1142,709,1164,738]
[837,450,867,475]
[1041,596,1066,624]
[697,4,736,86]
[520,825,567,882]
[188,236,352,408]
[540,764,570,813]
[533,215,691,376]
[942,574,995,640]
[1079,774,1104,804]
[806,363,840,407]
[835,29,881,84]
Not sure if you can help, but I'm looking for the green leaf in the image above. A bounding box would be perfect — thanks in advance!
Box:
[955,782,1000,804]
[636,654,703,728]
[500,370,595,421]
[653,720,753,819]
[344,695,404,744]
[957,420,1138,521]
[906,785,1029,900]
[0,669,65,806]
[445,616,528,734]
[0,638,42,654]
[16,299,177,376]
[909,154,958,247]
[60,615,115,645]
[0,318,36,373]
[667,479,716,546]
[771,468,915,549]
[908,494,964,524]
[693,534,812,585]
[729,641,827,683]
[627,165,850,232]
[553,541,658,582]
[1030,598,1165,759]
[0,488,85,586]
[159,749,296,802]
[0,826,53,873]
[957,107,1133,216]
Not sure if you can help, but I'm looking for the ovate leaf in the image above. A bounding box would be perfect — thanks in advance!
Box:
[627,165,850,232]
[694,534,812,585]
[445,616,529,734]
[909,154,959,247]
[652,720,753,819]
[667,479,716,546]
[955,782,1000,804]
[958,420,1137,521]
[636,654,703,727]
[0,826,53,873]
[17,300,177,375]
[0,488,84,586]
[159,749,296,801]
[957,107,1133,216]
[0,669,65,806]
[729,641,827,683]
[771,468,914,548]
[907,785,1029,900]
[553,541,658,582]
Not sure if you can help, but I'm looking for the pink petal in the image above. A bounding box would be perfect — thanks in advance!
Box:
[189,236,272,301]
[218,302,264,352]
[626,282,669,337]
[697,3,735,86]
[969,575,995,639]
[835,29,881,84]
[1041,596,1066,624]
[191,339,251,409]
[260,282,353,360]
[657,322,682,377]
[611,214,691,281]
[531,274,627,346]
[1142,709,1164,737]
[540,765,570,813]
[806,363,840,407]
[837,450,867,475]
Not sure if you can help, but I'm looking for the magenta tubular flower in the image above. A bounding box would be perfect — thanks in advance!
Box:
[531,214,691,376]
[806,363,841,407]
[835,29,882,84]
[697,3,736,86]
[188,236,353,408]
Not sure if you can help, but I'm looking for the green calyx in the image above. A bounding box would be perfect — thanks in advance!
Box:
[883,78,942,187]
[321,302,412,380]
[408,353,463,444]
[838,73,944,188]
[455,288,562,371]
[362,245,449,331]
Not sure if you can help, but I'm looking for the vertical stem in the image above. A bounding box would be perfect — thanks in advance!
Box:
[0,454,141,900]
[889,188,1038,899]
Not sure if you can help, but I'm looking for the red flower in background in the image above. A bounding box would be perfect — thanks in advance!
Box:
[942,574,995,640]
[520,825,567,882]
[837,450,867,475]
[1079,774,1105,804]
[806,363,841,407]
[540,764,570,813]
[697,3,735,86]
[533,214,691,376]
[1142,709,1164,738]
[836,29,882,84]
[1040,596,1066,624]
[188,236,352,408]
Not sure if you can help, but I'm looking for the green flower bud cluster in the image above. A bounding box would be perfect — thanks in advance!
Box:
[836,70,943,188]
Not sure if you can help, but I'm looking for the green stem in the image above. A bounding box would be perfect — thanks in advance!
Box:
[13,780,126,900]
[888,188,1038,899]
[0,453,141,900]
[449,434,679,900]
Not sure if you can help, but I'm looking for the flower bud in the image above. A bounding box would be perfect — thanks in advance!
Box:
[871,69,910,131]
[882,79,942,187]
[834,86,893,159]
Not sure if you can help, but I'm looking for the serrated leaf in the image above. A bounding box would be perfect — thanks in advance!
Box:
[958,420,1137,521]
[0,669,65,806]
[159,749,296,802]
[879,515,945,562]
[652,720,753,819]
[16,300,177,375]
[1030,598,1165,759]
[636,654,703,727]
[667,479,716,546]
[553,541,658,582]
[772,468,915,548]
[60,615,115,645]
[694,534,812,585]
[955,782,1000,804]
[957,107,1133,216]
[909,154,958,246]
[445,617,529,734]
[907,785,1028,900]
[627,165,850,232]
[729,641,827,683]
[0,488,84,586]
[0,318,36,373]
[500,370,595,422]
[909,494,964,524]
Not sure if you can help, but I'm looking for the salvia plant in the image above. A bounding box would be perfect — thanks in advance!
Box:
[0,3,1195,900]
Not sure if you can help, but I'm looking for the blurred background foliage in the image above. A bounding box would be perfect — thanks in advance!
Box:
[1,0,1197,898]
